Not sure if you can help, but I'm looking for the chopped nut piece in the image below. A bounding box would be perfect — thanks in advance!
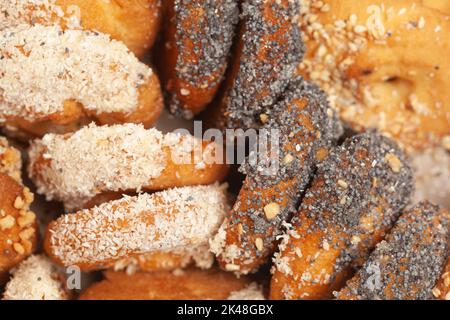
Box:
[180,88,190,96]
[322,240,330,251]
[259,113,269,124]
[17,211,36,227]
[19,228,35,241]
[14,196,24,209]
[225,264,240,271]
[351,235,361,245]
[432,287,441,298]
[13,243,25,255]
[255,238,264,251]
[264,203,280,220]
[237,223,244,235]
[385,153,402,173]
[0,215,15,230]
[337,179,348,189]
[283,154,294,164]
[23,187,34,204]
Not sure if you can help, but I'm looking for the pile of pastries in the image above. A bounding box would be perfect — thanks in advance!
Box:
[0,0,448,300]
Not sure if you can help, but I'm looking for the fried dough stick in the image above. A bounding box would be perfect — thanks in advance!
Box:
[270,132,414,299]
[1,0,162,58]
[0,25,163,138]
[28,123,228,210]
[211,78,341,275]
[79,268,262,300]
[336,202,449,300]
[44,184,229,271]
[160,0,239,118]
[209,0,304,130]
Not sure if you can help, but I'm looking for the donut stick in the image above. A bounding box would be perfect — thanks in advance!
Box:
[79,268,260,300]
[298,0,450,150]
[44,184,229,271]
[208,0,304,130]
[159,0,239,118]
[0,173,38,284]
[336,202,449,300]
[28,123,228,210]
[270,132,414,300]
[210,78,342,275]
[0,0,162,58]
[0,25,163,138]
[3,255,69,300]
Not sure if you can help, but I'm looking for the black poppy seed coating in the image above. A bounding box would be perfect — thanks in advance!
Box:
[298,131,413,274]
[168,0,239,118]
[270,131,414,300]
[215,77,341,274]
[216,0,305,130]
[336,202,449,300]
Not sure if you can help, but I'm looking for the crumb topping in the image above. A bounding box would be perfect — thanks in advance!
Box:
[2,255,67,300]
[0,24,152,121]
[0,0,82,31]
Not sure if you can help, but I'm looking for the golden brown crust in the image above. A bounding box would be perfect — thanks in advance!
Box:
[159,0,239,118]
[3,73,164,139]
[0,173,38,284]
[79,268,256,300]
[270,132,414,299]
[299,0,450,150]
[2,0,162,58]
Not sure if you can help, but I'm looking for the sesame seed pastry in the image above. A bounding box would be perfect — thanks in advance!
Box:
[207,0,304,131]
[2,255,69,300]
[210,78,342,275]
[270,132,414,300]
[159,0,239,119]
[298,0,450,150]
[44,184,229,271]
[79,268,263,300]
[336,202,449,300]
[28,123,229,210]
[0,25,163,138]
[0,0,162,58]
